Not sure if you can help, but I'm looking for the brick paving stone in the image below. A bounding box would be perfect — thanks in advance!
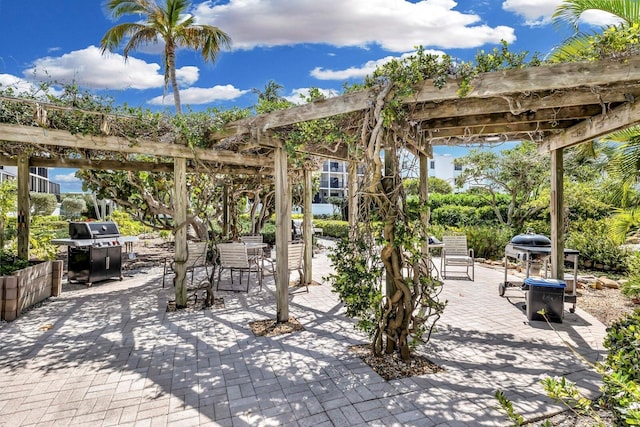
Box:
[0,249,610,426]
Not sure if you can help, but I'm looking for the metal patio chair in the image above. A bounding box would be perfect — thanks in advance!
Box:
[441,234,475,281]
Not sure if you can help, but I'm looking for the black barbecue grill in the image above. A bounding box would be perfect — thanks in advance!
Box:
[500,231,578,314]
[52,221,124,285]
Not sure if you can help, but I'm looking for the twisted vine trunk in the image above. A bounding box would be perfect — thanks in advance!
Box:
[362,82,444,361]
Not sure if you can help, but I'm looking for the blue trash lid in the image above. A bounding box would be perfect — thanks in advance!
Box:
[524,278,566,288]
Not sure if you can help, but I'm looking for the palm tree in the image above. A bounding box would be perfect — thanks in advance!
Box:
[101,0,231,114]
[251,80,284,102]
[550,0,640,61]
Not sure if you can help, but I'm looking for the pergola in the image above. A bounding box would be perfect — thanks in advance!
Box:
[3,56,640,320]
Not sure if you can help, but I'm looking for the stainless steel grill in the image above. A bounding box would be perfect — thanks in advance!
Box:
[500,231,578,313]
[52,221,124,285]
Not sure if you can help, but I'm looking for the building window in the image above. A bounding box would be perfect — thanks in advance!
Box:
[454,163,462,171]
[430,160,435,169]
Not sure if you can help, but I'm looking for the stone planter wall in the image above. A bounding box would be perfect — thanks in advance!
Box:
[0,260,63,321]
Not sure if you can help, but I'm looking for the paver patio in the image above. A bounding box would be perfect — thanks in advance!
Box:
[0,243,607,426]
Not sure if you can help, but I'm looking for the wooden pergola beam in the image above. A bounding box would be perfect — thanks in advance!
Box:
[541,98,640,152]
[422,121,577,138]
[0,155,273,175]
[421,104,605,131]
[213,56,640,138]
[409,89,633,121]
[0,123,272,167]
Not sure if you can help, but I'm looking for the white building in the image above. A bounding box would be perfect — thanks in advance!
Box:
[312,152,463,215]
[402,152,464,188]
[0,166,61,200]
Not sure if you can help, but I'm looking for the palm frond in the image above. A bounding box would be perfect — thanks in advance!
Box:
[105,0,152,19]
[100,23,147,54]
[608,208,640,243]
[547,31,597,62]
[124,27,160,57]
[552,0,638,30]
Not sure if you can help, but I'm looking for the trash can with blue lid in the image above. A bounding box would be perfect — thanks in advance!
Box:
[524,278,566,323]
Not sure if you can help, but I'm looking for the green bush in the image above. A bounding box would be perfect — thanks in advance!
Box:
[431,205,477,227]
[261,222,276,245]
[109,210,151,236]
[312,219,350,238]
[601,309,640,425]
[30,216,68,260]
[0,250,30,275]
[433,225,513,260]
[464,225,514,260]
[622,252,640,299]
[567,219,630,272]
[60,197,87,219]
[30,192,58,216]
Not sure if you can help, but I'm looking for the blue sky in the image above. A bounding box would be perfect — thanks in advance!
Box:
[0,0,618,192]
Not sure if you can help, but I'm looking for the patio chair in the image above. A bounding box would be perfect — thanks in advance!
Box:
[287,241,307,293]
[239,234,263,244]
[215,242,262,292]
[441,234,475,281]
[262,241,306,292]
[163,240,212,288]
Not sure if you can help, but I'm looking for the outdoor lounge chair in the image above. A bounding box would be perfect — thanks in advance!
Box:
[441,234,475,281]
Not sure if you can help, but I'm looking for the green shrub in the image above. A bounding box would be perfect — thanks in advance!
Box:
[0,250,30,275]
[463,225,514,260]
[60,197,87,219]
[261,222,276,245]
[622,252,640,299]
[601,309,640,425]
[30,192,58,216]
[30,216,68,260]
[109,210,151,236]
[433,225,513,260]
[567,219,630,272]
[312,219,350,238]
[431,205,476,227]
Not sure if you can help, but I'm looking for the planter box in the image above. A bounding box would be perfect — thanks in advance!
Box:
[1,260,63,321]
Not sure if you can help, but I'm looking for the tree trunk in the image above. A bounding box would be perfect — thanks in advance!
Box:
[166,43,182,114]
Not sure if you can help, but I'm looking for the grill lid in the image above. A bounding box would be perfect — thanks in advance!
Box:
[69,221,121,239]
[510,231,551,247]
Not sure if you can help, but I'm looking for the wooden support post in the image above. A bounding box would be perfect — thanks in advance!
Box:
[17,154,30,260]
[550,148,565,280]
[348,161,358,238]
[274,145,290,322]
[303,168,312,285]
[419,152,430,258]
[174,157,188,308]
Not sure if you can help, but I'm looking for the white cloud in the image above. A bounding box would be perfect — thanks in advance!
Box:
[284,88,339,105]
[0,74,63,97]
[194,0,516,52]
[311,50,444,80]
[23,46,199,90]
[52,172,81,183]
[502,0,623,27]
[148,84,249,105]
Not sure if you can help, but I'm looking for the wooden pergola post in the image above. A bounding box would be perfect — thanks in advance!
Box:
[302,168,312,285]
[348,161,358,238]
[173,157,188,307]
[550,148,565,280]
[17,154,30,260]
[274,144,291,322]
